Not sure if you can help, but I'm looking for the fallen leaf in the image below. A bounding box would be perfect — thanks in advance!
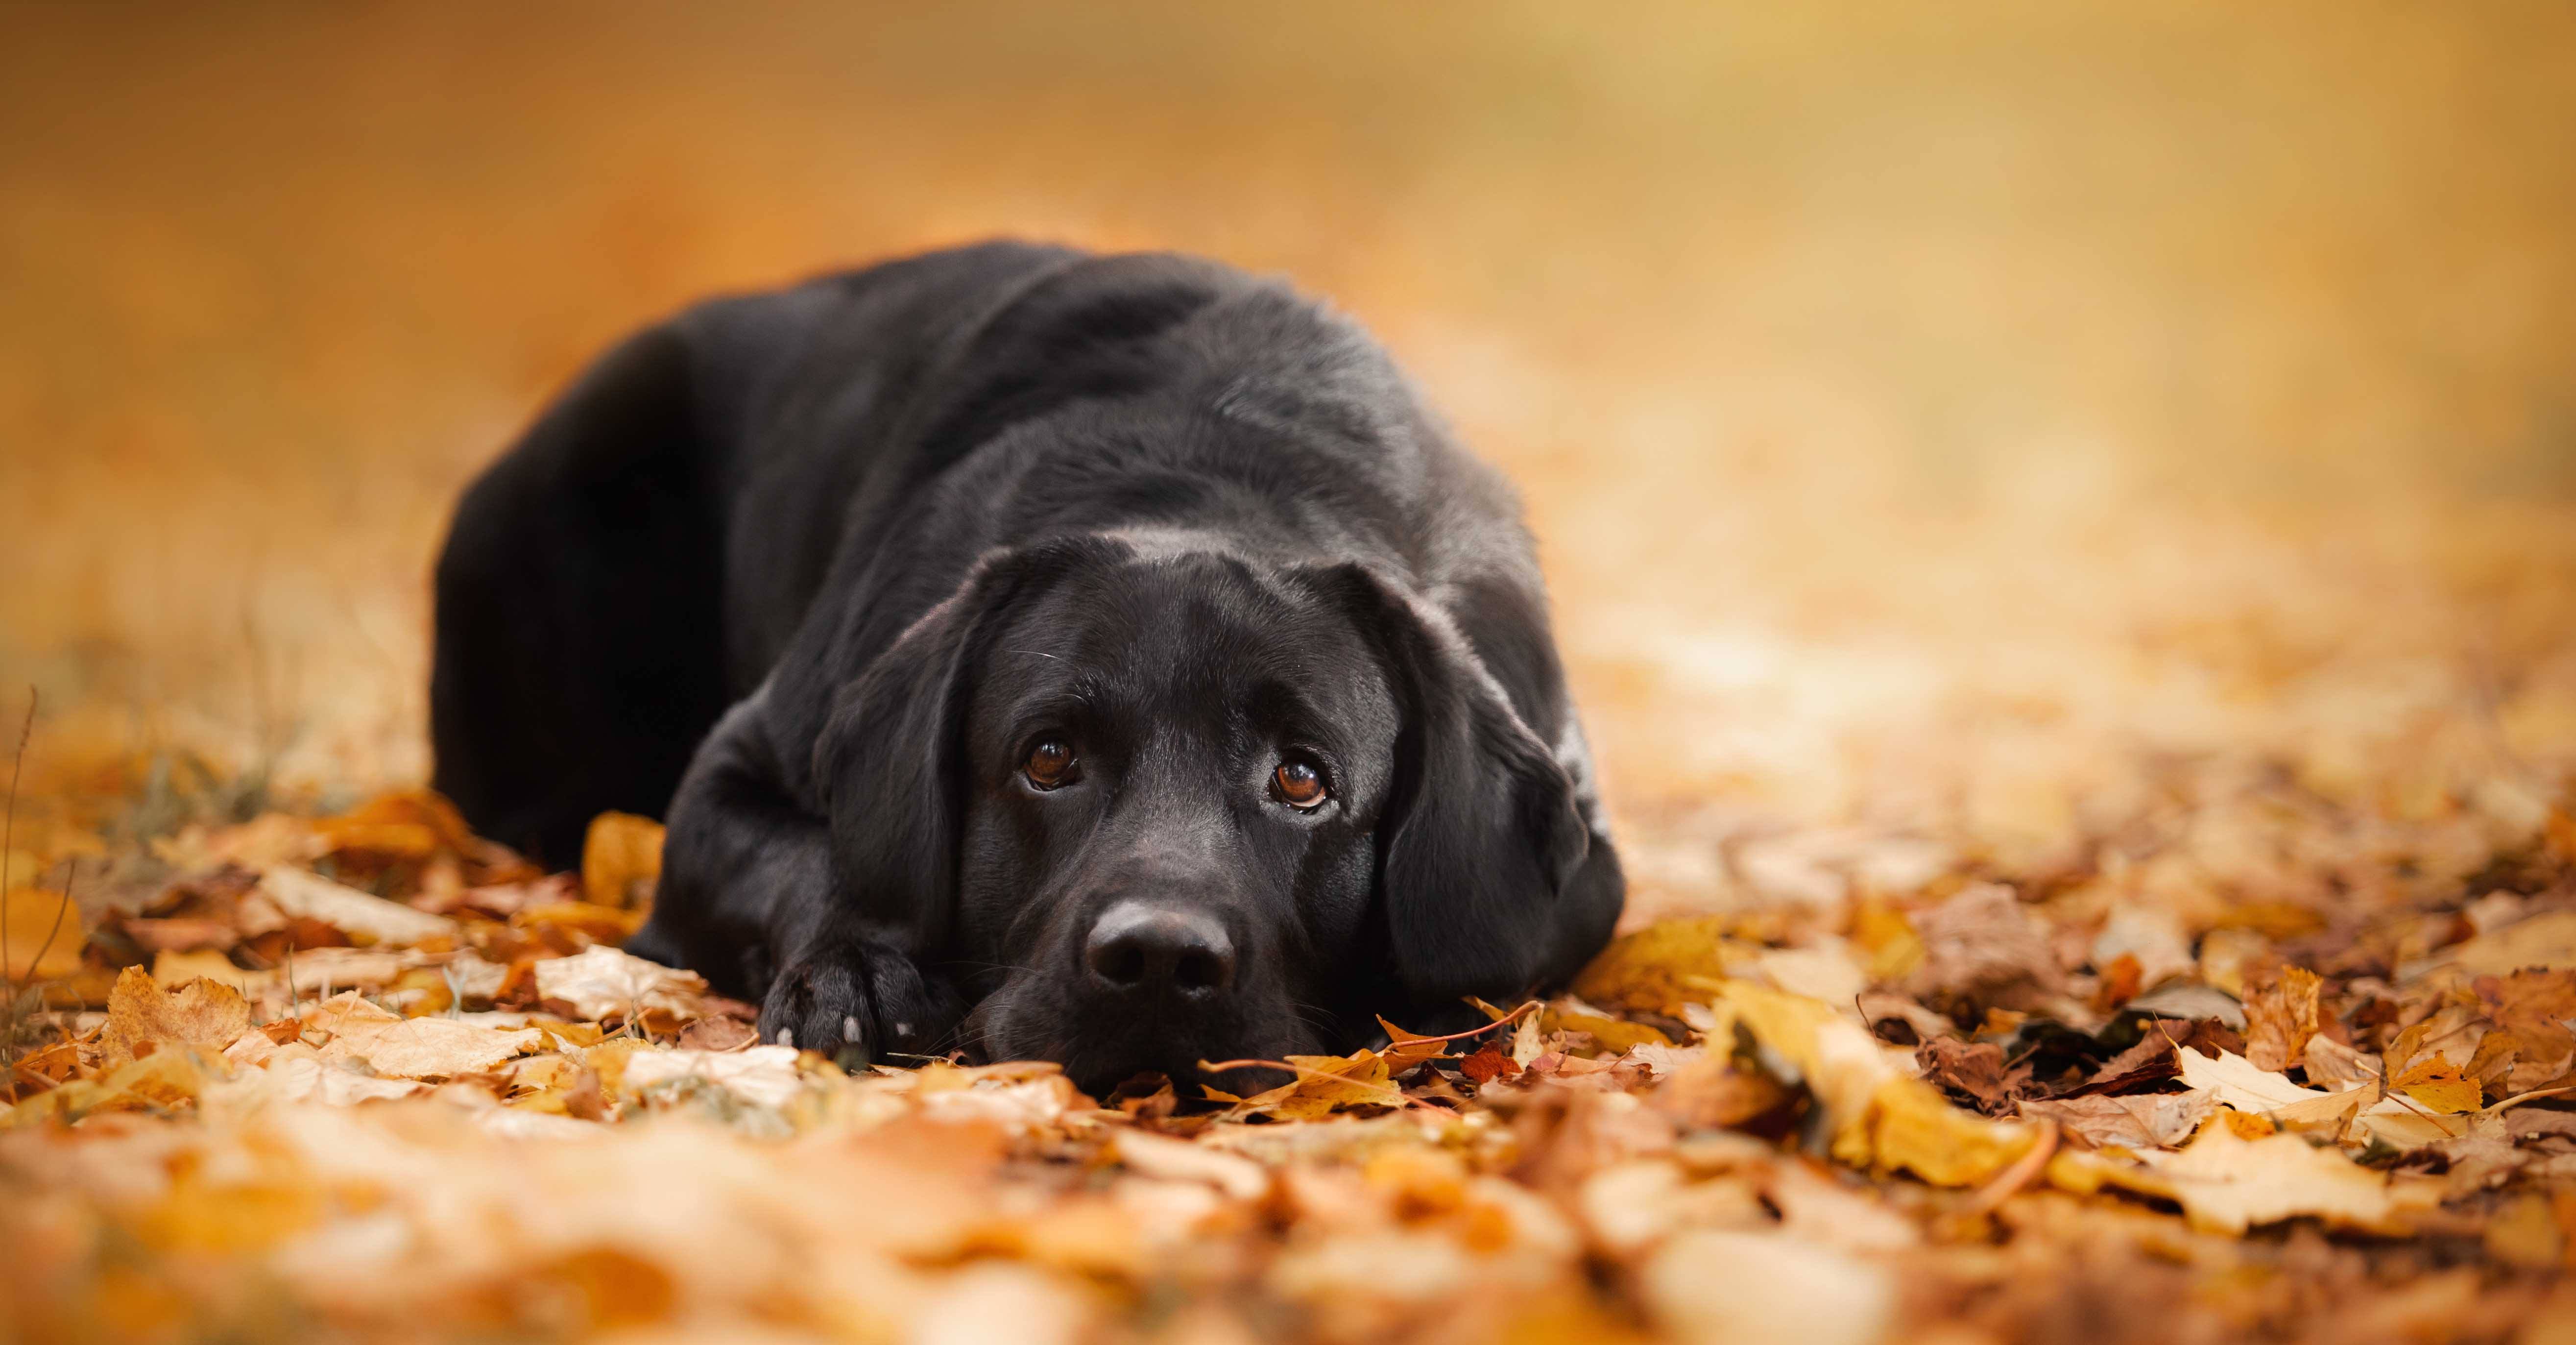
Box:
[532,945,710,1023]
[2052,1121,2442,1234]
[2175,1044,2328,1112]
[2241,965,2322,1071]
[307,991,540,1078]
[259,866,458,947]
[1907,882,2061,1005]
[2447,911,2576,977]
[100,965,251,1069]
[1712,980,2036,1184]
[581,811,664,910]
[2393,1057,2482,1114]
[1915,1035,2032,1115]
[621,1044,805,1110]
[2019,1090,2215,1149]
[1570,916,1752,1016]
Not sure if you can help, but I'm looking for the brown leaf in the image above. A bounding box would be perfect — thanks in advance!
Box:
[2241,965,2322,1072]
[1915,1035,2033,1115]
[1906,882,2061,1007]
[100,965,252,1070]
[2019,1090,2215,1149]
[1461,1044,1519,1085]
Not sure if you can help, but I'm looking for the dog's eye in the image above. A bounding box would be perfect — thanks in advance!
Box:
[1273,757,1329,809]
[1024,738,1078,790]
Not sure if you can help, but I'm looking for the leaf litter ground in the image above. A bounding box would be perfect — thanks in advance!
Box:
[8,737,2576,1345]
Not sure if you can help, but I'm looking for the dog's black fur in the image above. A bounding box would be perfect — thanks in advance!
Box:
[431,243,1622,1093]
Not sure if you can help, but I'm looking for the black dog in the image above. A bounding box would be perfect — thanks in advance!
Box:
[431,243,1622,1093]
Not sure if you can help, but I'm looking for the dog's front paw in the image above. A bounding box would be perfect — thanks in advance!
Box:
[760,941,963,1069]
[761,951,874,1065]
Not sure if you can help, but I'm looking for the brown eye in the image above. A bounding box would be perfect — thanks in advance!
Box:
[1273,757,1328,809]
[1024,738,1077,789]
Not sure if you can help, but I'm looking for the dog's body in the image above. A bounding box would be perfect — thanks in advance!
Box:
[432,243,1621,1092]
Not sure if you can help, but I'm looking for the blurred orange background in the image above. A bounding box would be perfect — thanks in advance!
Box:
[6,2,2573,906]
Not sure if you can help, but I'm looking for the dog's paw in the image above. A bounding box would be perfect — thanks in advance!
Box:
[761,952,874,1065]
[760,941,964,1069]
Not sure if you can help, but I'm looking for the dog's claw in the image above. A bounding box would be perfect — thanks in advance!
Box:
[775,1027,794,1051]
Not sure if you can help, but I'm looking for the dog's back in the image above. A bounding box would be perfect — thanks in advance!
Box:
[433,243,1565,866]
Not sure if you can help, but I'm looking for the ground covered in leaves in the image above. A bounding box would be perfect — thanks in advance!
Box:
[7,751,2576,1344]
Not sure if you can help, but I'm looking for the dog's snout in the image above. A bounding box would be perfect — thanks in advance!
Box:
[1084,902,1235,996]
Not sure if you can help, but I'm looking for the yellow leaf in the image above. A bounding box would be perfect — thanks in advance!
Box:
[2393,1059,2481,1114]
[1850,899,1925,982]
[2054,1120,2441,1235]
[1542,1008,1673,1055]
[1710,979,2034,1185]
[1571,916,1756,1016]
[583,811,665,910]
[1867,1076,2040,1186]
[101,965,252,1070]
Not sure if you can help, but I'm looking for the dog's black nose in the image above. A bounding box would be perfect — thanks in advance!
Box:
[1084,902,1235,996]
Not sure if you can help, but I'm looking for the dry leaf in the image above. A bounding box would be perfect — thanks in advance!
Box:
[2242,966,2322,1071]
[532,944,709,1023]
[621,1044,804,1109]
[581,811,665,910]
[307,991,540,1078]
[100,965,252,1069]
[259,866,458,947]
[2052,1121,2442,1234]
[2446,912,2576,977]
[2392,1057,2482,1114]
[1907,882,2061,1004]
[2019,1090,2215,1149]
[1570,916,1750,1016]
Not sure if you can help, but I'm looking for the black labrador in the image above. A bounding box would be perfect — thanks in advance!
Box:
[430,243,1622,1094]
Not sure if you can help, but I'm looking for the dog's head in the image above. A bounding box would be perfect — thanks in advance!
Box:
[815,535,1613,1096]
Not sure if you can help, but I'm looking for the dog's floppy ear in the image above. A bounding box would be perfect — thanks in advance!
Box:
[1319,565,1612,1005]
[812,538,1111,955]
